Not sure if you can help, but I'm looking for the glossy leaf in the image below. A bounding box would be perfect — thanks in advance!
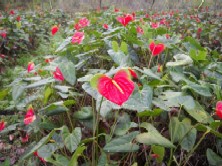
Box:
[104,131,139,153]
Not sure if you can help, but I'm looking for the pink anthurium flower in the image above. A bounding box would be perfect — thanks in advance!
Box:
[71,31,84,44]
[117,14,133,27]
[216,101,222,119]
[0,32,6,38]
[136,26,144,34]
[16,16,21,21]
[0,120,6,131]
[24,105,36,125]
[10,10,15,15]
[151,22,159,29]
[27,62,35,73]
[53,67,64,81]
[74,23,81,30]
[51,25,59,35]
[91,69,135,106]
[78,17,90,28]
[103,24,109,30]
[149,41,165,56]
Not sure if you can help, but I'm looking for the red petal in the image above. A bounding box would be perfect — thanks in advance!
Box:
[24,106,36,125]
[98,70,134,105]
[149,42,165,56]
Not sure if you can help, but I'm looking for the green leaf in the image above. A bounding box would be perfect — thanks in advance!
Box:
[54,85,71,93]
[169,117,196,151]
[133,66,160,80]
[12,84,25,101]
[114,112,132,136]
[63,100,76,106]
[59,62,76,86]
[90,74,105,89]
[20,130,55,161]
[112,41,119,52]
[207,149,222,166]
[104,131,139,153]
[182,83,212,97]
[137,109,162,117]
[120,41,128,54]
[181,127,197,152]
[26,78,55,89]
[166,54,193,67]
[38,143,58,158]
[151,146,165,163]
[68,146,86,166]
[184,101,213,124]
[73,107,93,120]
[189,49,207,61]
[0,123,18,135]
[123,85,153,112]
[0,89,9,100]
[44,86,53,104]
[137,123,175,148]
[185,36,204,51]
[107,50,131,66]
[98,152,107,166]
[62,126,82,153]
[196,124,222,138]
[40,103,68,116]
[45,154,69,166]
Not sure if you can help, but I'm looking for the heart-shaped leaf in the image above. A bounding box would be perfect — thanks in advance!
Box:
[166,54,193,67]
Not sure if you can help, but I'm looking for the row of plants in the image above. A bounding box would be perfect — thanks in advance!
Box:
[0,6,222,165]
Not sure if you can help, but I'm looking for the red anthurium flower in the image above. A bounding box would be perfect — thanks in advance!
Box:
[78,17,90,28]
[136,26,144,35]
[149,41,165,56]
[71,31,84,44]
[0,120,6,131]
[0,54,5,59]
[34,151,46,163]
[51,25,59,35]
[128,69,138,79]
[27,62,35,73]
[24,105,36,125]
[216,101,222,119]
[114,8,119,12]
[117,14,133,27]
[151,22,159,29]
[197,28,202,34]
[1,32,6,38]
[103,24,109,30]
[53,67,64,81]
[45,58,53,63]
[10,10,15,15]
[21,133,29,143]
[145,14,149,18]
[160,18,166,25]
[74,23,81,31]
[91,69,135,106]
[16,16,21,21]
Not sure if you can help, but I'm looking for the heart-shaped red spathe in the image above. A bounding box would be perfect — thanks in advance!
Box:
[149,42,165,56]
[93,70,135,106]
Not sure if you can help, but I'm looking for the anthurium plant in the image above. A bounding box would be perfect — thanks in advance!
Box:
[0,5,222,166]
